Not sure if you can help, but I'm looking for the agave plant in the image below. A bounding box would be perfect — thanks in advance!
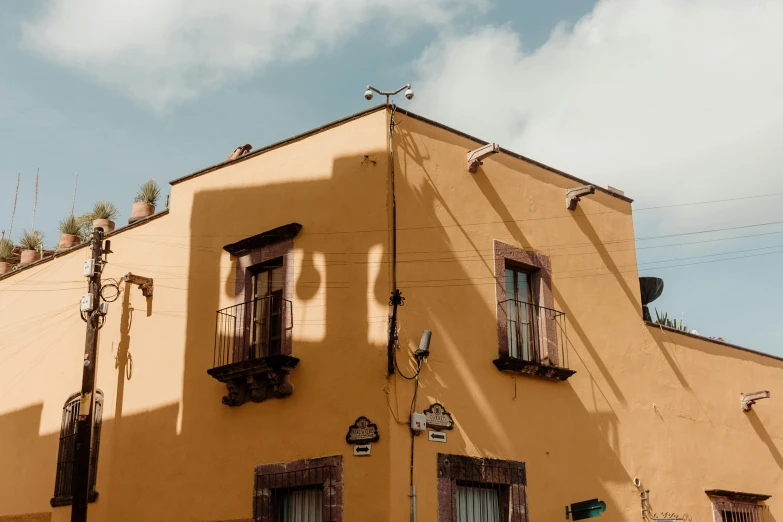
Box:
[58,214,81,235]
[19,229,44,251]
[90,200,119,221]
[0,238,13,261]
[134,178,160,206]
[654,308,689,332]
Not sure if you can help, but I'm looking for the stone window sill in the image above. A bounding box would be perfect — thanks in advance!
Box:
[493,357,575,382]
[50,491,99,507]
[207,354,299,406]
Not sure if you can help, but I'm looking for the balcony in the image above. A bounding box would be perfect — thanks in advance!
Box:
[207,295,298,406]
[493,299,575,381]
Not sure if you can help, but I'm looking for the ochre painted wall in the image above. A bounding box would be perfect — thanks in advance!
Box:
[0,107,780,522]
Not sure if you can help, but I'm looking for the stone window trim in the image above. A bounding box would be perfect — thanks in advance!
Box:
[494,240,559,367]
[226,223,302,357]
[254,455,344,522]
[707,490,771,522]
[437,454,528,522]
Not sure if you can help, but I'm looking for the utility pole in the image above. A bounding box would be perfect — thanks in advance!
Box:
[71,227,106,522]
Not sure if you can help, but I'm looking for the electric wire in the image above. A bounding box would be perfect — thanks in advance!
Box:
[106,240,783,288]
[120,188,783,241]
[117,217,783,259]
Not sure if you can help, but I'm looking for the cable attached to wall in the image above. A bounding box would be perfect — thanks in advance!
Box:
[387,102,404,375]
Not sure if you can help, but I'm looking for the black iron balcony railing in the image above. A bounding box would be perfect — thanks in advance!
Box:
[495,299,573,380]
[213,295,293,368]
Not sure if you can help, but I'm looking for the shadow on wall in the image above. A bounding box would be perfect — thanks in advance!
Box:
[174,148,634,522]
[391,122,634,518]
[746,410,783,469]
[178,152,393,521]
[0,400,183,522]
[646,324,783,471]
[11,134,782,522]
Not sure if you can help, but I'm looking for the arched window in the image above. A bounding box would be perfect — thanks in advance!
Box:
[50,390,103,507]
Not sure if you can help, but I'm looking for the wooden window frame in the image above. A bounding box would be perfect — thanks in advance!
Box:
[51,390,103,507]
[494,241,558,366]
[234,240,295,357]
[437,454,528,522]
[254,456,344,522]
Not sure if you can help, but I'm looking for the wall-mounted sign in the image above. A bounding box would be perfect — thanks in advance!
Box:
[428,431,447,443]
[424,403,454,431]
[353,444,372,456]
[346,416,379,444]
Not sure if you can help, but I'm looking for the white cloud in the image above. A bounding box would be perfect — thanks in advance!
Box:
[20,0,484,112]
[412,0,783,226]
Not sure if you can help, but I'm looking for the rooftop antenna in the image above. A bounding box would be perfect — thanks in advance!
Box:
[31,167,39,230]
[71,172,79,216]
[364,84,414,107]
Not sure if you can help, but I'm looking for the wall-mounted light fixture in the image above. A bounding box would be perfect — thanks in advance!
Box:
[566,185,596,210]
[741,390,770,411]
[467,143,500,173]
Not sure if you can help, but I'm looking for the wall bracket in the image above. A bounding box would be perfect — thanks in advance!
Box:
[566,185,595,210]
[741,390,770,411]
[467,143,500,173]
[636,479,691,521]
[123,273,154,298]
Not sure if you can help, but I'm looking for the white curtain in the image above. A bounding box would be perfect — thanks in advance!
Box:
[282,488,323,522]
[457,485,500,522]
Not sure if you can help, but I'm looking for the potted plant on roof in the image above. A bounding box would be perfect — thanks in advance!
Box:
[19,229,43,264]
[57,214,82,251]
[89,201,119,233]
[129,178,160,224]
[0,238,13,274]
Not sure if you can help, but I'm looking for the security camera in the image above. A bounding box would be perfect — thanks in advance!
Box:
[364,89,374,101]
[414,329,432,360]
[404,88,414,100]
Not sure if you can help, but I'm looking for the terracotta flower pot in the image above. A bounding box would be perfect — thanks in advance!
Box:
[0,261,12,274]
[129,202,155,224]
[92,219,115,233]
[57,234,81,251]
[20,249,40,264]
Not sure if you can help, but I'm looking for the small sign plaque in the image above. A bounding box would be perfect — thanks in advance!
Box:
[346,416,380,444]
[424,403,454,431]
[353,444,372,456]
[428,431,447,443]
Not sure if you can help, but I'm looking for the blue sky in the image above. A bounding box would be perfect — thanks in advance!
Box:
[2,0,783,355]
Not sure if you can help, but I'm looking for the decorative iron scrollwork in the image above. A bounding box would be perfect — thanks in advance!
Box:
[638,482,691,521]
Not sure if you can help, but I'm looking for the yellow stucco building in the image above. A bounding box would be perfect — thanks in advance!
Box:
[0,105,780,522]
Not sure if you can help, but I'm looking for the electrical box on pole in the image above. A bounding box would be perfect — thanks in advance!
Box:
[70,227,107,522]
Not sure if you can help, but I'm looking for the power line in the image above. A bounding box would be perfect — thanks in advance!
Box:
[121,216,783,257]
[633,191,783,211]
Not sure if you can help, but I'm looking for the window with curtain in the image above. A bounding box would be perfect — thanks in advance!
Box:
[276,487,324,522]
[252,259,285,358]
[254,456,343,522]
[437,454,527,522]
[504,266,536,362]
[51,390,103,507]
[456,483,502,522]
